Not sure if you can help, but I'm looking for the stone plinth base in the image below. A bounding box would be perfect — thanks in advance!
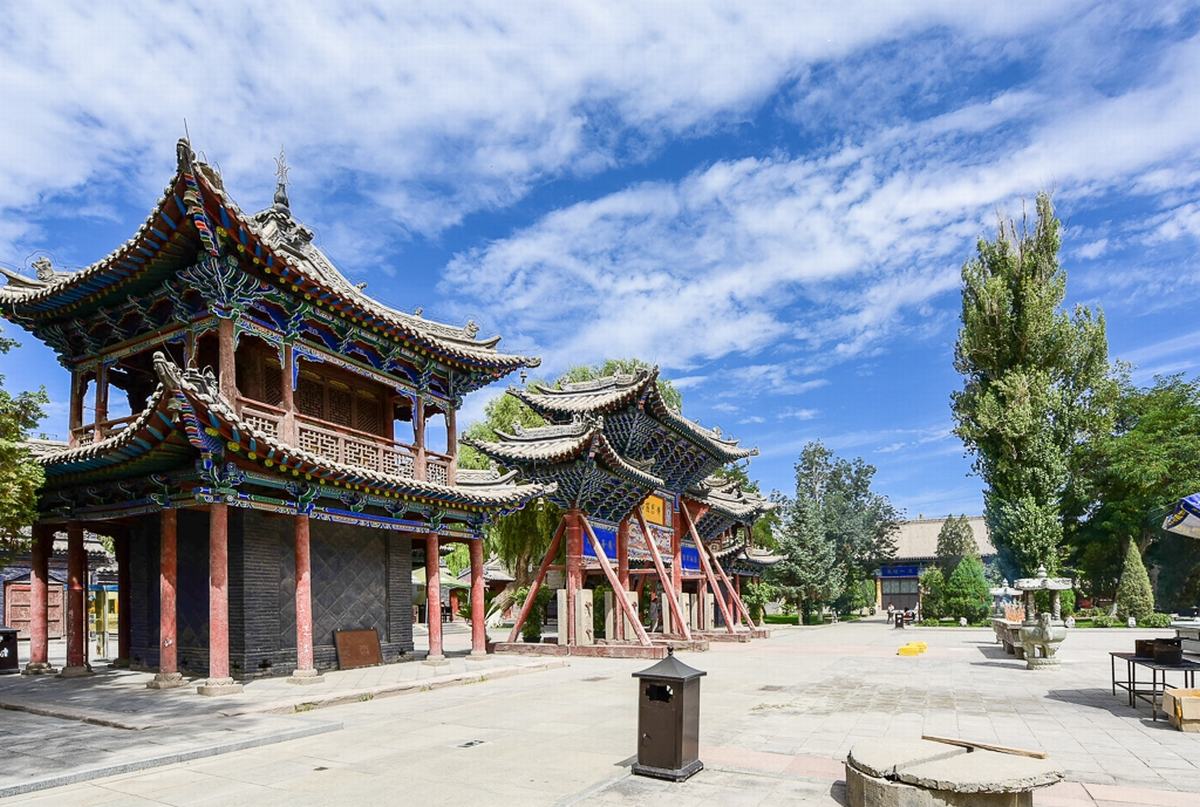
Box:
[750,628,771,639]
[632,758,703,782]
[197,677,244,696]
[693,630,753,643]
[845,739,1061,807]
[22,662,57,676]
[466,651,490,662]
[494,642,669,659]
[422,655,451,668]
[146,671,185,689]
[287,668,325,685]
[58,665,92,679]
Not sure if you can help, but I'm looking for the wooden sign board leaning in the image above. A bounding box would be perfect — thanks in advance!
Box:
[334,628,383,670]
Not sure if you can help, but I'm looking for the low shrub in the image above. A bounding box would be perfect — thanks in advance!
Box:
[1092,614,1120,628]
[918,618,941,627]
[1140,612,1173,628]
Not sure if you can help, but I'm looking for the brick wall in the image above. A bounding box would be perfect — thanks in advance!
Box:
[126,507,414,679]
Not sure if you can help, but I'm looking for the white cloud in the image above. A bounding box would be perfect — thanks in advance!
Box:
[739,415,766,425]
[446,31,1200,375]
[777,407,819,421]
[0,0,1089,262]
[1076,238,1109,259]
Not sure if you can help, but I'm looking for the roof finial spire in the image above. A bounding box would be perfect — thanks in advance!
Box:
[273,147,290,211]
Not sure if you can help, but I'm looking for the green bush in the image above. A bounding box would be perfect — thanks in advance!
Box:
[742,581,776,623]
[1141,612,1173,628]
[918,618,941,627]
[919,567,946,619]
[1036,587,1076,617]
[942,556,990,623]
[1092,614,1120,628]
[515,585,552,642]
[1116,542,1155,621]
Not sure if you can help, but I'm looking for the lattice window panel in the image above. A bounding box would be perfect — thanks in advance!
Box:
[297,377,324,419]
[329,385,353,427]
[344,437,381,471]
[426,461,449,486]
[354,390,383,435]
[243,412,279,437]
[262,363,284,407]
[384,450,415,478]
[299,425,339,463]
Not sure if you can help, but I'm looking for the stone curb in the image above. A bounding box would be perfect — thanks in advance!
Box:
[218,660,570,717]
[0,701,157,731]
[0,719,340,800]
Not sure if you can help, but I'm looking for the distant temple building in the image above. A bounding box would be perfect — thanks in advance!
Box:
[0,140,549,690]
[466,371,775,655]
[875,516,994,612]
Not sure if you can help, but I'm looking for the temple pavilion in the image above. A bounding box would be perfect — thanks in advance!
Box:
[0,139,550,692]
[465,370,773,656]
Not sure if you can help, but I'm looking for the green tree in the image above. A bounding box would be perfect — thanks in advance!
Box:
[0,330,47,563]
[952,194,1116,575]
[1068,375,1200,606]
[942,556,990,623]
[741,580,776,623]
[919,567,946,619]
[1116,540,1155,622]
[935,515,978,574]
[769,441,898,620]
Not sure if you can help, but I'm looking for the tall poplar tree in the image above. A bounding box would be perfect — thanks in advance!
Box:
[952,194,1115,575]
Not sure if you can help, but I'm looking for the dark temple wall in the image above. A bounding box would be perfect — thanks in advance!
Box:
[128,508,413,679]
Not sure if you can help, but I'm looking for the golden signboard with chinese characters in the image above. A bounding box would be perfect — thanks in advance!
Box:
[642,495,667,526]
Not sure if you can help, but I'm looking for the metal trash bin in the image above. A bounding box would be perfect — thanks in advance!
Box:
[0,626,19,674]
[894,612,904,629]
[631,648,706,782]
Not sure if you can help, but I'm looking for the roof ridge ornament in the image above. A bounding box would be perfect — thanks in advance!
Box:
[273,148,291,212]
[31,257,54,282]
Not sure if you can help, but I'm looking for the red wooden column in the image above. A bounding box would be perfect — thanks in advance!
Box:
[671,507,683,597]
[61,523,90,677]
[469,538,487,657]
[116,533,131,667]
[424,532,445,662]
[615,518,631,641]
[289,514,323,684]
[148,510,184,688]
[735,574,743,626]
[199,503,242,695]
[93,364,109,444]
[218,318,238,408]
[565,509,583,645]
[23,524,55,675]
[697,576,709,631]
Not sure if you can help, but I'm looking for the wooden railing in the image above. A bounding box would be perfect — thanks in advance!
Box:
[73,413,141,444]
[240,399,422,478]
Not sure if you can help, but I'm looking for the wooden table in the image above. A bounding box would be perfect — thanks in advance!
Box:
[1110,651,1200,720]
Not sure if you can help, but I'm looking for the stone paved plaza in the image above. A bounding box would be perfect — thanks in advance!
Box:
[4,620,1200,805]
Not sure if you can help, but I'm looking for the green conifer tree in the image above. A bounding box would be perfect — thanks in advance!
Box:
[1115,540,1155,622]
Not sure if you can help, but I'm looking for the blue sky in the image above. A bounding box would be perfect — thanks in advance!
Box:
[2,2,1200,517]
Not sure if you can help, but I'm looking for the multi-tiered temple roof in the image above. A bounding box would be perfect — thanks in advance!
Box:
[511,368,756,491]
[464,417,660,522]
[0,141,538,400]
[3,140,549,534]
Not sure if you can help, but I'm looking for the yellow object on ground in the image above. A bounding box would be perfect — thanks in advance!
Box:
[897,643,926,656]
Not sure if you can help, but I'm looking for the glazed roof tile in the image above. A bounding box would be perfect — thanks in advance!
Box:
[0,140,539,374]
[511,367,756,463]
[462,418,663,491]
